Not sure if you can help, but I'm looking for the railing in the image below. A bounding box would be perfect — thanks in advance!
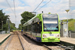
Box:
[0,31,5,34]
[68,31,75,38]
[0,31,10,34]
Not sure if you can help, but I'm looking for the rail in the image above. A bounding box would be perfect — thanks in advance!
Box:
[17,34,25,50]
[4,32,25,50]
[4,35,13,50]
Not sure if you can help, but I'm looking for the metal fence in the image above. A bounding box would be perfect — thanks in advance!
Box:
[60,30,75,38]
[68,31,75,38]
[0,31,5,34]
[60,21,75,38]
[0,31,10,34]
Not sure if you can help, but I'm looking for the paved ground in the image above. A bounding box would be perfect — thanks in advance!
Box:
[60,37,75,45]
[0,34,10,43]
[0,35,12,50]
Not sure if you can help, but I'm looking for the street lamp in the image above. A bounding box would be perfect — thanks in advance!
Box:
[65,9,70,22]
[65,9,70,37]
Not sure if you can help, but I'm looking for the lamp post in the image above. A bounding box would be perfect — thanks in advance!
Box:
[8,18,10,33]
[65,9,70,22]
[2,21,3,31]
[65,9,70,37]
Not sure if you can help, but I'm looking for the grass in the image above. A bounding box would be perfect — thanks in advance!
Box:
[62,19,75,31]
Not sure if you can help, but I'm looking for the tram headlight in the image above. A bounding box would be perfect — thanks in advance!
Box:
[56,34,60,38]
[43,34,47,38]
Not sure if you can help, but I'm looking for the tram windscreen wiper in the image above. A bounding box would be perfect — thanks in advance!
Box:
[44,24,50,31]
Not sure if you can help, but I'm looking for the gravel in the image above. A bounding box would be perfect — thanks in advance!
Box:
[7,35,23,50]
[18,33,47,50]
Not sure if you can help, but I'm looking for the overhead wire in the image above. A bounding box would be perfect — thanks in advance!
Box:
[13,0,17,28]
[6,0,14,13]
[33,0,44,12]
[13,0,16,17]
[36,0,51,12]
[6,0,16,17]
[6,0,17,28]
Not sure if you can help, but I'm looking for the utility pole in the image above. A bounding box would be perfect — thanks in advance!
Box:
[2,21,3,31]
[65,9,69,37]
[65,9,69,22]
[74,23,75,31]
[8,18,10,33]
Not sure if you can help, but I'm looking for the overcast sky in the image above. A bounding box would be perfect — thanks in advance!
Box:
[0,0,75,28]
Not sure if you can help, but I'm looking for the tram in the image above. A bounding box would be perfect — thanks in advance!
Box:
[23,13,60,42]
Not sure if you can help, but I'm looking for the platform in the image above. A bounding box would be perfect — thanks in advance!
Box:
[60,37,75,45]
[0,34,10,45]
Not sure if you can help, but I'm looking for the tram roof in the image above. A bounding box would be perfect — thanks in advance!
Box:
[23,15,37,26]
[23,13,58,26]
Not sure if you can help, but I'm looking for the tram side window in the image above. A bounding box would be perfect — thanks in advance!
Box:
[27,25,31,31]
[31,24,34,32]
[32,22,42,33]
[25,25,32,32]
[37,22,42,33]
[31,23,37,33]
[29,25,31,31]
[25,27,26,31]
[27,26,28,31]
[25,26,27,31]
[33,24,35,33]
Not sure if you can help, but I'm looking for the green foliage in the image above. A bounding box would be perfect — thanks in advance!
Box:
[48,12,51,14]
[3,23,8,31]
[62,19,75,31]
[0,10,16,31]
[19,11,35,30]
[18,24,22,30]
[21,11,35,25]
[0,10,9,31]
[8,20,16,31]
[68,19,75,31]
[62,18,73,22]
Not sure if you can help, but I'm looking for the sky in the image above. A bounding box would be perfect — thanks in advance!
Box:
[0,0,75,28]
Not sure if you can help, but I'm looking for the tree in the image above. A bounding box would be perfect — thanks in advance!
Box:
[21,11,35,25]
[18,24,22,30]
[19,11,35,30]
[8,20,16,31]
[48,12,51,14]
[0,10,16,31]
[0,10,9,31]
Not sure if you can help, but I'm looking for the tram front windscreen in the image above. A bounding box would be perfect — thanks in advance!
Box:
[43,14,59,31]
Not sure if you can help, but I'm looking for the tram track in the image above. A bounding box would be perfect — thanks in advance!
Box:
[42,42,72,50]
[52,42,72,50]
[4,32,25,50]
[4,35,13,50]
[22,32,72,50]
[39,42,63,50]
[17,34,25,50]
[23,34,71,50]
[43,44,52,50]
[23,34,62,50]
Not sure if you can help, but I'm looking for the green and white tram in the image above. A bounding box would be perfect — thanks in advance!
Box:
[23,13,60,42]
